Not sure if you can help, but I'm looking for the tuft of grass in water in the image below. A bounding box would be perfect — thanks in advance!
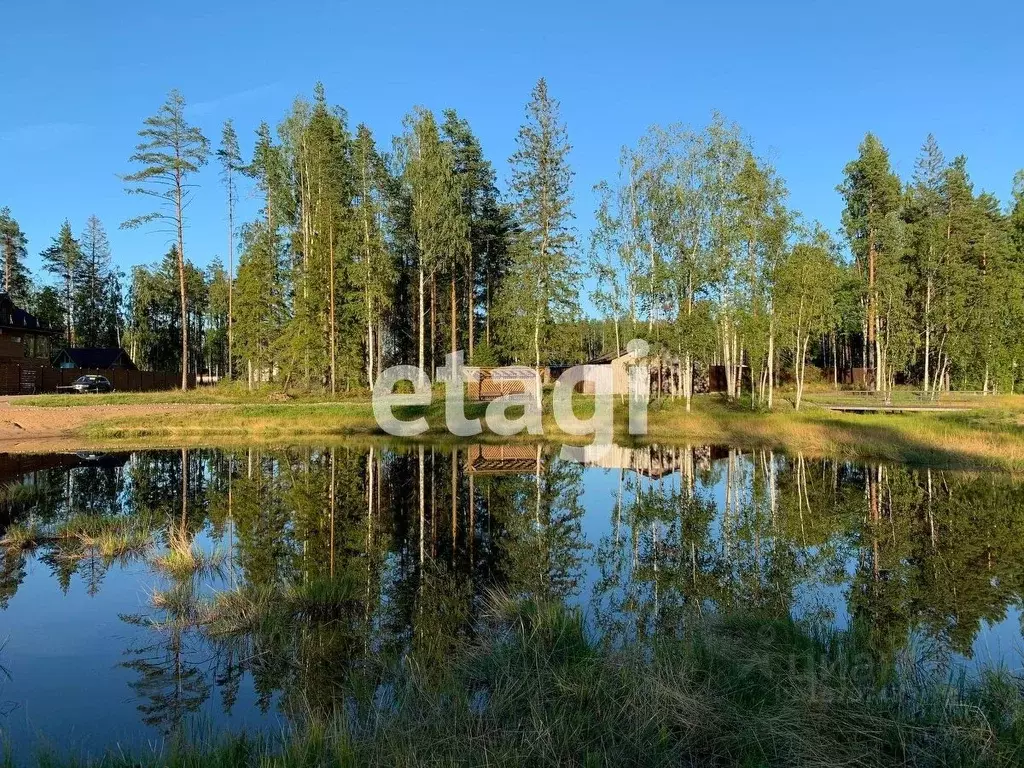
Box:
[203,574,362,637]
[150,527,225,580]
[88,527,152,560]
[18,598,1024,767]
[2,515,156,564]
[0,520,43,550]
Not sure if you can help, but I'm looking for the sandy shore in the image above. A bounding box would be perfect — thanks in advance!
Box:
[0,397,226,451]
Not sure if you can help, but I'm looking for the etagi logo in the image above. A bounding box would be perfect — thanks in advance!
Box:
[372,340,651,459]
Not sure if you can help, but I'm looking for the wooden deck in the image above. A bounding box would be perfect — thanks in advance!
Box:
[803,389,984,413]
[818,404,974,413]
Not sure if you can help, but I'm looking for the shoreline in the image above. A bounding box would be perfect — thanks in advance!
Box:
[0,391,1020,470]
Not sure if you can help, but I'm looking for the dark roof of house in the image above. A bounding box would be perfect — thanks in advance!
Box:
[586,351,625,365]
[54,347,137,370]
[0,292,57,333]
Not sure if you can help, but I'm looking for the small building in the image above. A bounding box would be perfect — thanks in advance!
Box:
[575,348,673,396]
[466,366,548,401]
[0,292,59,363]
[52,347,137,371]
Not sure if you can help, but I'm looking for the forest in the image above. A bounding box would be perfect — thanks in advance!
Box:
[2,78,1024,402]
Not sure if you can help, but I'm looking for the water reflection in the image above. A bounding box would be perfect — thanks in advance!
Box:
[1,444,1023,751]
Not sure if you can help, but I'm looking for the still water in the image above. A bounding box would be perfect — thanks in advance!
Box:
[0,443,1023,757]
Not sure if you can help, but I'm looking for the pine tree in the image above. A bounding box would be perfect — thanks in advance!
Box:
[239,122,288,389]
[839,133,903,390]
[442,110,499,361]
[121,89,210,389]
[0,207,31,304]
[76,215,116,347]
[234,223,283,388]
[502,78,578,395]
[30,285,63,331]
[905,135,946,393]
[276,85,355,392]
[204,257,230,376]
[967,191,1018,392]
[40,220,84,346]
[352,124,395,386]
[216,119,243,381]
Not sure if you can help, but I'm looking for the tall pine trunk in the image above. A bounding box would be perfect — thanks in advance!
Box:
[923,273,931,394]
[451,274,457,357]
[467,250,474,360]
[227,173,234,382]
[175,167,189,391]
[329,219,336,395]
[867,215,878,391]
[418,267,425,380]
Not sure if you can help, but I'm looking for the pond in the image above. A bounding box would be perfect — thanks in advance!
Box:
[0,443,1023,758]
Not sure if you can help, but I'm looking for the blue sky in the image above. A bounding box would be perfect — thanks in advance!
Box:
[2,0,1022,290]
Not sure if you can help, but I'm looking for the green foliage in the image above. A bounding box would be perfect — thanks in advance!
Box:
[39,220,83,346]
[0,206,31,303]
[125,247,206,372]
[470,339,498,366]
[9,84,1024,398]
[121,88,210,388]
[74,216,121,348]
[497,78,579,367]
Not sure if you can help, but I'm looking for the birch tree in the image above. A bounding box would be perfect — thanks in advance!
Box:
[775,230,840,410]
[401,107,463,380]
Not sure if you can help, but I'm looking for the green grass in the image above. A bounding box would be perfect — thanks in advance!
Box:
[9,597,1023,767]
[1,513,156,561]
[150,527,224,580]
[18,382,375,408]
[14,384,1024,470]
[203,574,363,636]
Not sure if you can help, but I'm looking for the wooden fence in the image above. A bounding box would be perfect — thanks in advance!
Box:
[0,364,192,395]
[466,367,550,401]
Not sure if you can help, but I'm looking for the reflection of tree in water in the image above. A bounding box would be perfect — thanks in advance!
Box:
[586,447,1024,668]
[120,448,216,738]
[849,463,1024,666]
[4,444,1024,736]
[482,449,588,605]
[121,609,211,738]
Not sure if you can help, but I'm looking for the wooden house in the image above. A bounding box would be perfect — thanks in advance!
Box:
[0,292,59,363]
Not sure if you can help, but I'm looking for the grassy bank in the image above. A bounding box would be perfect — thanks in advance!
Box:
[9,598,1023,767]
[16,386,1024,470]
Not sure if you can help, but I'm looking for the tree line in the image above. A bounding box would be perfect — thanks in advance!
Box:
[0,209,123,349]
[592,119,1024,408]
[2,80,1023,400]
